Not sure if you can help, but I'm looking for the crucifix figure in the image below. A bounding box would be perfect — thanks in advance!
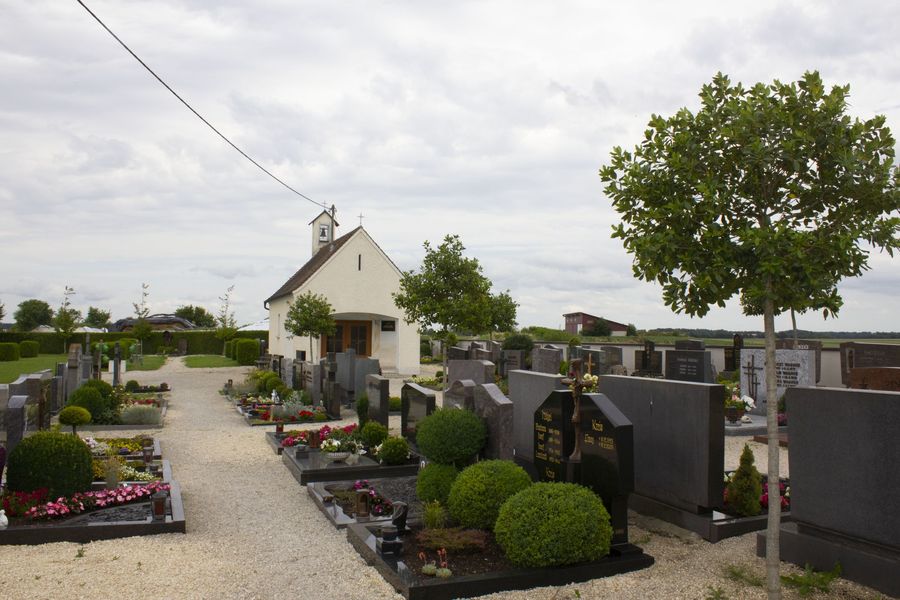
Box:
[560,354,593,465]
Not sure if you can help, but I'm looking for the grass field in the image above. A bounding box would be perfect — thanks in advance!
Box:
[0,354,68,384]
[184,355,239,368]
[128,355,167,371]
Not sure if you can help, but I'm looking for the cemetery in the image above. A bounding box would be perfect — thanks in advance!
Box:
[1,338,897,598]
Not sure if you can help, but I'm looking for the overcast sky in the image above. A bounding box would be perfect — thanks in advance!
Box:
[2,0,898,333]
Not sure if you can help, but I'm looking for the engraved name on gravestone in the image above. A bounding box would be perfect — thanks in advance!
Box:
[533,391,573,484]
[580,393,634,546]
[664,350,714,383]
[740,348,813,415]
[776,339,822,382]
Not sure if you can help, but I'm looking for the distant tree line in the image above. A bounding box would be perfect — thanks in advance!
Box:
[643,328,900,339]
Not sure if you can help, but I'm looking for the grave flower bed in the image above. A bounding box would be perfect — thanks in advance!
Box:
[723,471,791,514]
[24,481,171,521]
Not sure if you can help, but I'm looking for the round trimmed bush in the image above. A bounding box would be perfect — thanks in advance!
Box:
[59,405,92,433]
[359,421,389,449]
[255,370,278,392]
[494,482,613,567]
[68,386,108,420]
[0,342,20,362]
[124,379,141,392]
[265,376,285,394]
[18,340,39,358]
[378,436,410,465]
[6,430,93,498]
[223,340,234,358]
[416,408,486,466]
[82,378,114,400]
[235,339,260,366]
[447,460,532,529]
[416,463,459,504]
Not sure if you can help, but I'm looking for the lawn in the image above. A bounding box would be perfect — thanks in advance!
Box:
[184,355,239,368]
[128,355,167,371]
[0,354,68,384]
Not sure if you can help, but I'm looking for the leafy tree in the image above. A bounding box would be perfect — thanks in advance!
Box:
[52,286,81,353]
[84,306,111,329]
[0,299,5,322]
[393,235,492,378]
[586,318,611,337]
[626,323,638,336]
[14,299,53,332]
[487,291,518,339]
[600,71,899,599]
[174,304,216,328]
[284,291,336,360]
[131,283,153,346]
[215,285,238,346]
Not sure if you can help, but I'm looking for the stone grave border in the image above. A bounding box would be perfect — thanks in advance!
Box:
[306,481,395,530]
[0,480,186,545]
[89,459,173,490]
[281,447,421,485]
[346,521,654,600]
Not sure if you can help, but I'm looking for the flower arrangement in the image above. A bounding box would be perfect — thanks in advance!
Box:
[321,436,364,454]
[1,488,49,517]
[568,372,599,394]
[24,481,171,520]
[281,430,312,447]
[723,471,791,513]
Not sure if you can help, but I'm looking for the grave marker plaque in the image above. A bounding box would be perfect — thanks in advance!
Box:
[839,342,900,386]
[665,350,714,383]
[633,349,663,376]
[501,350,524,375]
[776,339,822,382]
[740,348,813,415]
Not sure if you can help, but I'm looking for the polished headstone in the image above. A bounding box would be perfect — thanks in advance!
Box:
[664,350,714,383]
[447,360,495,387]
[400,383,436,444]
[365,374,391,427]
[839,342,900,386]
[508,370,566,461]
[474,383,513,460]
[443,379,476,411]
[532,347,562,375]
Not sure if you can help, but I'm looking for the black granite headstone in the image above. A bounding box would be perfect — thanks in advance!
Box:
[400,383,436,445]
[664,350,714,383]
[839,342,900,386]
[447,346,469,361]
[633,349,663,375]
[675,339,705,351]
[580,392,634,546]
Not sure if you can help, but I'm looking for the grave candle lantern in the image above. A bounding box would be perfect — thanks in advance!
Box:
[141,446,153,464]
[151,490,167,520]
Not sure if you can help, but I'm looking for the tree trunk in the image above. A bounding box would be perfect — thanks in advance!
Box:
[791,307,798,346]
[309,336,315,363]
[764,289,782,599]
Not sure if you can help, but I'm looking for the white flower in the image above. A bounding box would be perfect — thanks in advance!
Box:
[741,395,756,410]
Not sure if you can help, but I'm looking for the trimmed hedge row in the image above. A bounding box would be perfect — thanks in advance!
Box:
[0,342,20,361]
[235,338,260,365]
[0,330,267,355]
[18,340,39,358]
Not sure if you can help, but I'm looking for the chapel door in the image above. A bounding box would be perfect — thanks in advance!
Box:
[321,321,371,357]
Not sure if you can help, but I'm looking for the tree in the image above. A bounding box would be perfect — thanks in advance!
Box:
[174,304,216,328]
[487,291,518,339]
[14,299,53,332]
[0,299,5,322]
[284,291,336,360]
[586,318,611,337]
[215,285,238,347]
[84,306,111,329]
[600,71,899,599]
[393,235,493,379]
[131,283,153,346]
[52,286,81,353]
[626,323,638,336]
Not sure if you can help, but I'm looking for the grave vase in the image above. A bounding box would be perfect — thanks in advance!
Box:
[725,406,745,424]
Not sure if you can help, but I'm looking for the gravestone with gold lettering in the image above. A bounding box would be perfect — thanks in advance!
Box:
[533,389,635,547]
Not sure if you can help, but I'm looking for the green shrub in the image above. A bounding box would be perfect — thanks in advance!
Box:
[68,386,108,420]
[378,436,410,465]
[234,339,260,366]
[423,500,448,529]
[18,340,39,358]
[726,444,763,517]
[495,482,613,567]
[81,378,114,400]
[420,339,432,357]
[559,360,569,376]
[6,430,93,498]
[120,405,162,425]
[416,408,486,466]
[0,342,20,362]
[265,376,285,394]
[447,460,532,530]
[58,405,92,433]
[502,333,534,352]
[124,380,141,392]
[416,463,459,504]
[356,393,369,427]
[359,421,388,448]
[223,340,234,358]
[275,384,292,399]
[389,396,401,412]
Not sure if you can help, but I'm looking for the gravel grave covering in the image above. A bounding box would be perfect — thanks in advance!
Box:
[0,357,884,599]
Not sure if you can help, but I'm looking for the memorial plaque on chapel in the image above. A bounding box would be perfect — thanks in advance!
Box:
[580,393,634,546]
[533,390,574,483]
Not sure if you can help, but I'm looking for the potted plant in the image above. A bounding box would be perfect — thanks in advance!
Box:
[724,390,756,424]
[321,430,364,462]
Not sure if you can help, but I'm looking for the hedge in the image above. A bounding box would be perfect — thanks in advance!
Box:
[0,342,20,362]
[0,330,267,356]
[235,338,261,365]
[18,340,39,358]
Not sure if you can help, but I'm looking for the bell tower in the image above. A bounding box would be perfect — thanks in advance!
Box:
[309,207,338,257]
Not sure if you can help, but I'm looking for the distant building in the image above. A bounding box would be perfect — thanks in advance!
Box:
[264,211,419,374]
[112,314,196,332]
[563,312,629,336]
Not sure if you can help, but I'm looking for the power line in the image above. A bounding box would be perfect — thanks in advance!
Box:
[75,0,327,210]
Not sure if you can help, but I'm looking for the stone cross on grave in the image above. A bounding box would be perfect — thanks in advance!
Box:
[742,353,762,399]
[560,354,593,471]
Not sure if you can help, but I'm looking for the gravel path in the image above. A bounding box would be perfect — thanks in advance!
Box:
[0,359,884,599]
